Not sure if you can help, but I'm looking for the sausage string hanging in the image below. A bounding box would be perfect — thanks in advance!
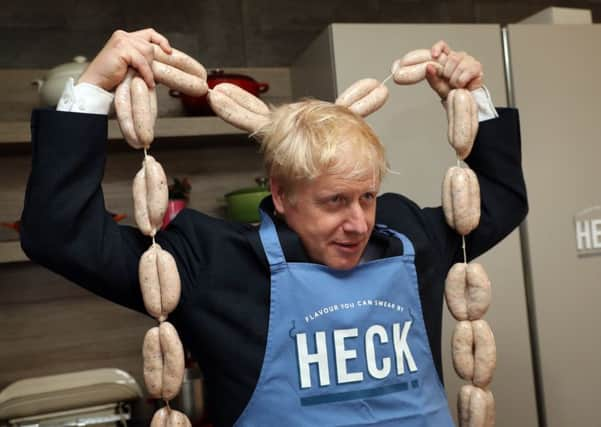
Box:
[114,47,208,427]
[333,47,497,426]
[383,48,497,427]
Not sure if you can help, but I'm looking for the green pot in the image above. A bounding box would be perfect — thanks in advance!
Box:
[225,178,270,223]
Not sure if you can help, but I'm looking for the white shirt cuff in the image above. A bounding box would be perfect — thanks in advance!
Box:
[56,77,114,115]
[471,85,499,121]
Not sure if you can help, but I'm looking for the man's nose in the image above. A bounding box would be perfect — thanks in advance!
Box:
[342,203,369,234]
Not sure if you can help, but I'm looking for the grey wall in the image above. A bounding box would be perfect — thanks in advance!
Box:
[2,0,600,69]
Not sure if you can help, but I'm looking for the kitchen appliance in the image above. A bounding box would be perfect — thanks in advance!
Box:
[32,56,89,107]
[170,69,269,116]
[0,369,142,427]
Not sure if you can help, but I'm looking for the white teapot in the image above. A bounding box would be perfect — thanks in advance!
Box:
[32,56,88,107]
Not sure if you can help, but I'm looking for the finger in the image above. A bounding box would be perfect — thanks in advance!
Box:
[465,71,484,91]
[431,40,450,59]
[437,51,449,66]
[128,49,155,88]
[450,64,467,88]
[426,64,450,99]
[443,51,465,80]
[129,37,155,64]
[457,59,483,89]
[131,28,172,54]
[426,62,443,79]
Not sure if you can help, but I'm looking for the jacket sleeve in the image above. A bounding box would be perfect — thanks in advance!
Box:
[19,109,194,315]
[421,107,529,267]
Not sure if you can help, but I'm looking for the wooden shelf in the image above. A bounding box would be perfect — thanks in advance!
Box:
[0,116,246,144]
[0,66,293,145]
[0,240,29,263]
[108,116,245,140]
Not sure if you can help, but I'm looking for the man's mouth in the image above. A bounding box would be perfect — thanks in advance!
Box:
[333,241,363,253]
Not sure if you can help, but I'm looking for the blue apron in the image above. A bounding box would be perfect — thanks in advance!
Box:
[234,211,454,426]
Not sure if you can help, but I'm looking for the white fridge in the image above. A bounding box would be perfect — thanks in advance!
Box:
[503,23,601,427]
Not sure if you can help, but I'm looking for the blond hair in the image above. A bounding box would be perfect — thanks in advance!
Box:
[253,99,388,189]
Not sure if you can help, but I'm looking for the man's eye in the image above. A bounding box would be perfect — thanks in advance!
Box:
[329,195,342,204]
[362,193,375,201]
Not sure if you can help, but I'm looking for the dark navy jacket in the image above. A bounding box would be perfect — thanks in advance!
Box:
[20,108,527,427]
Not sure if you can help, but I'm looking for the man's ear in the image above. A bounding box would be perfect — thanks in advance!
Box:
[269,176,287,215]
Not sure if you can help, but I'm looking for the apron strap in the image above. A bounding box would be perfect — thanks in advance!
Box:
[258,209,287,267]
[375,224,415,257]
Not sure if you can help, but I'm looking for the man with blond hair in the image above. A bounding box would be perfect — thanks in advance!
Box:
[20,29,527,426]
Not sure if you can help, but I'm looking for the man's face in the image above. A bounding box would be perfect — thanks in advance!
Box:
[271,173,379,270]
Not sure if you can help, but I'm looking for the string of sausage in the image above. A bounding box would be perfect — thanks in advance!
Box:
[335,49,497,426]
[444,87,496,427]
[114,47,208,427]
[386,49,496,427]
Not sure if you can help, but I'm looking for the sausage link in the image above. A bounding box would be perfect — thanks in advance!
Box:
[159,321,185,401]
[150,85,158,122]
[469,386,488,427]
[392,61,442,85]
[400,48,432,66]
[139,244,162,319]
[447,89,478,159]
[157,247,181,319]
[142,326,163,398]
[450,168,472,234]
[132,166,155,236]
[152,61,208,97]
[131,76,154,148]
[471,89,479,149]
[212,83,270,116]
[473,319,497,388]
[336,78,380,107]
[442,166,481,235]
[349,83,388,117]
[466,262,491,320]
[153,45,207,80]
[458,384,472,427]
[167,410,192,427]
[347,84,388,117]
[458,385,488,427]
[465,167,481,233]
[150,407,169,427]
[447,87,455,146]
[445,262,468,320]
[452,320,474,381]
[336,78,389,116]
[442,167,455,229]
[115,69,142,149]
[144,155,169,230]
[207,89,270,133]
[484,389,496,427]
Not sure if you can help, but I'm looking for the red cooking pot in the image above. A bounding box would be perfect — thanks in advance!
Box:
[170,69,269,116]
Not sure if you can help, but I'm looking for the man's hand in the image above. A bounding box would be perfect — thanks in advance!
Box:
[77,28,172,92]
[425,40,484,100]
